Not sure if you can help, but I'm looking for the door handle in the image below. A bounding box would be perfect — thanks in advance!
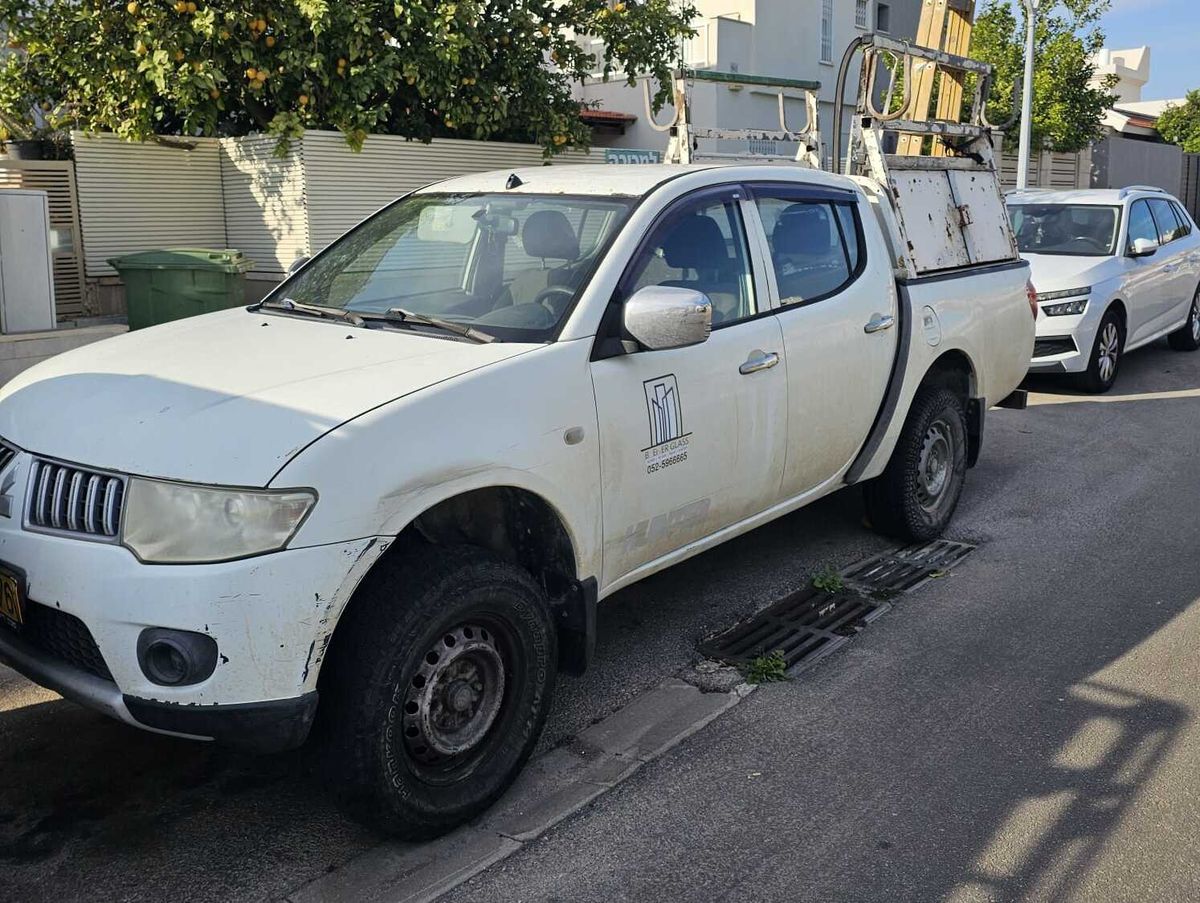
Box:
[739,350,780,375]
[864,314,895,334]
[1163,265,1177,273]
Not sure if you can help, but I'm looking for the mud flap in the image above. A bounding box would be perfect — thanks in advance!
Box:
[551,577,597,677]
[966,397,985,468]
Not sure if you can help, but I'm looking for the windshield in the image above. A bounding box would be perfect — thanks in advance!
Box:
[275,192,633,341]
[1008,204,1122,257]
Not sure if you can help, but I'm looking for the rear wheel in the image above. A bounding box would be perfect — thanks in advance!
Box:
[1077,310,1124,394]
[321,546,556,839]
[1167,287,1200,352]
[864,386,968,542]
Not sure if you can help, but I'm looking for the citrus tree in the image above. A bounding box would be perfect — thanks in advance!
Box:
[0,0,694,153]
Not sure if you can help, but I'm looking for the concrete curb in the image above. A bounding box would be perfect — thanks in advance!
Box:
[283,678,754,903]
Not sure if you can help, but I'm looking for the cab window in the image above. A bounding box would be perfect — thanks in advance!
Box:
[625,194,757,326]
[753,192,863,305]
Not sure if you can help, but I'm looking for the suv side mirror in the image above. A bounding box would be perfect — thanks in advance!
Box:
[287,256,311,275]
[1129,237,1158,258]
[623,286,713,351]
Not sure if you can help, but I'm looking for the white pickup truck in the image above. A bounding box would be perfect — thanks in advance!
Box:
[0,44,1033,838]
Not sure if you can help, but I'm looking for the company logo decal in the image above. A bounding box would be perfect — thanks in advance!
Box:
[643,374,691,475]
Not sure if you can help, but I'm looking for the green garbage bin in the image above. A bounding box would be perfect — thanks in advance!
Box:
[108,249,254,330]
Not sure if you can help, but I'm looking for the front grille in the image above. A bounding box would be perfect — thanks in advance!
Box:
[5,600,113,682]
[1033,336,1077,359]
[27,459,125,539]
[0,441,15,474]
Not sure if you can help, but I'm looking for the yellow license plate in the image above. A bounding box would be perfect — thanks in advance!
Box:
[0,570,23,627]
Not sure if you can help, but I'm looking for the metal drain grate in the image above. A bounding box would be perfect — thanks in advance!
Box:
[699,586,886,673]
[841,539,975,597]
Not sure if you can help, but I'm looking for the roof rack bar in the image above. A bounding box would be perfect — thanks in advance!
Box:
[1119,185,1167,197]
[868,33,993,77]
[678,68,821,91]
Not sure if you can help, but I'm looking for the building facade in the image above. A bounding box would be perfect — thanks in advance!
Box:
[576,0,921,167]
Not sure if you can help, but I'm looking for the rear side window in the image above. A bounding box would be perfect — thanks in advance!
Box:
[1171,202,1194,237]
[1127,200,1158,251]
[1149,198,1186,244]
[753,193,864,305]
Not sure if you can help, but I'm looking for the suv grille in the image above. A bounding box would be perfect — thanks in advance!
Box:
[4,600,113,682]
[27,459,125,539]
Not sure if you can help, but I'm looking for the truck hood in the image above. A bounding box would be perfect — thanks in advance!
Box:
[1023,254,1120,294]
[0,308,537,486]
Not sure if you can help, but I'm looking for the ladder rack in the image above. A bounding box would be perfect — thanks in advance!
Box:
[643,68,823,167]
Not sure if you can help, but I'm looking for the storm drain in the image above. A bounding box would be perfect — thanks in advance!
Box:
[840,539,976,597]
[698,586,887,674]
[699,540,977,675]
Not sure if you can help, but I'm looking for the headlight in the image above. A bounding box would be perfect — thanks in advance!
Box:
[1037,286,1090,303]
[122,479,315,564]
[1042,298,1090,316]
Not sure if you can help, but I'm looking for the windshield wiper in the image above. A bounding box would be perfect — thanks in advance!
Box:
[261,298,364,327]
[364,308,496,344]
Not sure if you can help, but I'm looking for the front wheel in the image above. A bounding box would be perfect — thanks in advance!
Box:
[863,386,968,542]
[321,546,557,839]
[1077,310,1124,393]
[1167,287,1200,352]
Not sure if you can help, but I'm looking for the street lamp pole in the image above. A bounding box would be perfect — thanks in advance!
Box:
[1016,0,1039,189]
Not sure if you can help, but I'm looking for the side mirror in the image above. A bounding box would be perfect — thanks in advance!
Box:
[1129,237,1158,258]
[623,286,713,351]
[287,256,310,275]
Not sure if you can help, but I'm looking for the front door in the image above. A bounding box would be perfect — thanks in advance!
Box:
[747,184,899,497]
[591,188,788,590]
[1123,199,1173,344]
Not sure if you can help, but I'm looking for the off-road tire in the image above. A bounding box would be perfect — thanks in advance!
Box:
[1167,287,1200,352]
[1077,308,1124,393]
[863,386,968,542]
[320,545,556,839]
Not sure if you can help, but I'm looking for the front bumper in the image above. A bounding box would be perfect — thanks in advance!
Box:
[0,623,317,751]
[0,454,388,746]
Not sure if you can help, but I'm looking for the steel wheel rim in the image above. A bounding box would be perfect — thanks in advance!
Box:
[1097,322,1120,383]
[402,624,507,769]
[1191,297,1200,342]
[916,419,953,512]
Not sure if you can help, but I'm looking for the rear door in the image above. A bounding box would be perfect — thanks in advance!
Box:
[590,187,788,589]
[1148,198,1194,326]
[746,183,898,498]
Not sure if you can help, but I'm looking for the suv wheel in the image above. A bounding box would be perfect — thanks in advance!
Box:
[1168,287,1200,352]
[1078,310,1124,394]
[321,546,556,839]
[864,386,968,542]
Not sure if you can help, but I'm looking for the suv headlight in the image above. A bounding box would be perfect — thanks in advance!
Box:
[1038,286,1091,316]
[122,479,315,564]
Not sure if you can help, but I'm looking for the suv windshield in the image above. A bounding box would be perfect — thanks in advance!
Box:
[275,192,633,342]
[1008,204,1122,257]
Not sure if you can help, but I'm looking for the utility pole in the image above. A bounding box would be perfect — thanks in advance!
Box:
[1016,0,1039,189]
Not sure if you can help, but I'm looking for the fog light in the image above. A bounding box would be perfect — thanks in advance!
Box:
[137,628,219,687]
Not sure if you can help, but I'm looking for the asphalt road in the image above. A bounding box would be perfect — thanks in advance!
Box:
[442,342,1200,903]
[4,339,1200,902]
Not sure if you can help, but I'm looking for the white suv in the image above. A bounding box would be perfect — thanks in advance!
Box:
[1007,188,1200,392]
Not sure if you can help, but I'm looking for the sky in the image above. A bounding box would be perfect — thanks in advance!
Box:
[1100,0,1198,99]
